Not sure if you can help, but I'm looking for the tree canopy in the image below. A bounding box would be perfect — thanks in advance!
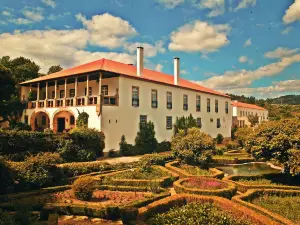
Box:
[48,65,63,74]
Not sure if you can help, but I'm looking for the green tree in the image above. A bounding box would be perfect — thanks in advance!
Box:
[174,114,197,135]
[247,114,259,127]
[135,121,158,155]
[0,64,15,101]
[76,110,89,128]
[48,65,63,74]
[246,119,300,174]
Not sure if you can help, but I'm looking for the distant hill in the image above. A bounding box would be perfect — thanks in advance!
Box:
[270,95,300,105]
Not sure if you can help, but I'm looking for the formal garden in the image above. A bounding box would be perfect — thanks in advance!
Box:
[0,114,299,225]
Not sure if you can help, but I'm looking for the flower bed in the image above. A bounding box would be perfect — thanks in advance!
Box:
[165,161,224,179]
[101,166,179,188]
[173,177,237,199]
[232,189,300,225]
[224,174,300,193]
[137,194,280,225]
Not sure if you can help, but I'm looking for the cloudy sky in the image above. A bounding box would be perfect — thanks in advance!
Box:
[0,0,300,98]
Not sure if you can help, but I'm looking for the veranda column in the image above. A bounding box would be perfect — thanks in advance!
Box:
[97,72,103,130]
[44,81,48,107]
[36,83,40,108]
[74,77,78,106]
[85,75,89,106]
[54,80,57,107]
[63,78,67,106]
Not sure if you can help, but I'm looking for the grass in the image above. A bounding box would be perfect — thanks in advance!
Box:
[177,164,212,176]
[147,202,251,225]
[213,155,252,160]
[237,178,286,186]
[107,167,169,180]
[251,195,300,223]
[182,178,227,190]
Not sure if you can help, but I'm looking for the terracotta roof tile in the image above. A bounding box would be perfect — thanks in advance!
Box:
[231,101,267,111]
[20,58,229,98]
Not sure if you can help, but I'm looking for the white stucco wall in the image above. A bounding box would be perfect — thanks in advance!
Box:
[232,105,268,127]
[102,76,232,151]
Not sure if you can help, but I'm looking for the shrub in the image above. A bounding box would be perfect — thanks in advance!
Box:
[215,133,224,144]
[224,140,239,150]
[76,111,89,128]
[69,128,105,157]
[72,176,97,201]
[135,121,158,155]
[120,207,138,224]
[235,127,252,147]
[171,128,214,166]
[0,158,14,194]
[174,114,198,135]
[119,135,137,156]
[9,121,32,131]
[156,141,171,153]
[0,209,16,225]
[139,153,175,166]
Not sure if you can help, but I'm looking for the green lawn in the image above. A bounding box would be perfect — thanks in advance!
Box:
[177,164,212,176]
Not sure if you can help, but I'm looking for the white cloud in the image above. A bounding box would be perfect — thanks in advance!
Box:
[264,47,299,59]
[48,12,70,21]
[76,13,137,49]
[169,20,230,53]
[197,0,225,17]
[283,0,300,24]
[197,53,300,90]
[234,0,256,12]
[239,56,248,63]
[9,18,33,25]
[22,7,44,22]
[181,69,189,74]
[42,0,56,8]
[157,0,185,9]
[281,27,293,35]
[244,38,252,47]
[1,10,12,16]
[124,40,165,57]
[155,64,163,72]
[0,29,135,73]
[223,80,300,98]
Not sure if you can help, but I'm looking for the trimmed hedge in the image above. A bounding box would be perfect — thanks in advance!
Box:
[224,174,300,193]
[139,153,175,166]
[137,194,280,225]
[100,166,179,188]
[232,189,300,225]
[173,177,237,199]
[212,156,254,164]
[165,161,224,179]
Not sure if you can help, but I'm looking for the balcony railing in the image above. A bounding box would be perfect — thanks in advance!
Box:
[103,96,118,106]
[47,100,54,108]
[66,98,74,107]
[77,97,85,106]
[88,96,98,105]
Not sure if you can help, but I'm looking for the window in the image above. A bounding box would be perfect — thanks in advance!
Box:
[69,89,75,98]
[42,115,46,125]
[132,86,139,107]
[52,91,55,99]
[70,116,75,125]
[167,92,172,109]
[183,95,188,110]
[225,101,229,114]
[207,98,211,112]
[196,95,201,112]
[215,100,219,113]
[60,90,65,98]
[196,117,202,128]
[85,87,92,96]
[151,89,158,108]
[140,115,147,127]
[24,115,28,124]
[217,118,221,128]
[101,85,108,95]
[166,116,172,130]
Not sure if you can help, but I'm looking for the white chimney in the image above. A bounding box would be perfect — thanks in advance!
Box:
[137,47,144,76]
[174,57,180,85]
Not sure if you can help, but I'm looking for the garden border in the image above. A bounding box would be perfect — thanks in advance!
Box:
[223,174,300,193]
[173,177,237,199]
[232,189,300,225]
[137,194,280,225]
[165,161,224,179]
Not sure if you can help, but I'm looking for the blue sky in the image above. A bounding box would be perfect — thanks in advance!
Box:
[0,0,300,98]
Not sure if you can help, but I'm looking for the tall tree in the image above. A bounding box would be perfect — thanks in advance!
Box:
[48,65,63,74]
[247,114,259,127]
[0,64,15,101]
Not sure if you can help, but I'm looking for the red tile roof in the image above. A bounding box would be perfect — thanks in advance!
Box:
[20,58,229,98]
[231,101,267,111]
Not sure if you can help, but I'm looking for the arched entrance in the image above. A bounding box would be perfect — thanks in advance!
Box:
[30,111,50,131]
[53,110,76,133]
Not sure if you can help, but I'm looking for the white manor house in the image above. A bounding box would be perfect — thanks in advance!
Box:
[20,47,236,153]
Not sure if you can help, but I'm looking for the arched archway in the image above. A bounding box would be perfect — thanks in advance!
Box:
[30,111,50,131]
[53,110,76,133]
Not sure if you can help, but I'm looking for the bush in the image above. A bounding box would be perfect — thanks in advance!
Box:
[156,141,171,153]
[119,135,137,156]
[215,134,224,144]
[0,129,62,154]
[120,207,138,224]
[139,153,175,166]
[0,158,14,194]
[174,114,198,135]
[76,111,89,128]
[171,128,214,166]
[69,128,105,157]
[0,209,16,225]
[224,140,239,150]
[235,127,252,147]
[72,176,97,201]
[135,121,158,155]
[9,121,32,131]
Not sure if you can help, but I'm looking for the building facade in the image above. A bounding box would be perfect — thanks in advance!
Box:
[20,47,232,153]
[232,101,268,128]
